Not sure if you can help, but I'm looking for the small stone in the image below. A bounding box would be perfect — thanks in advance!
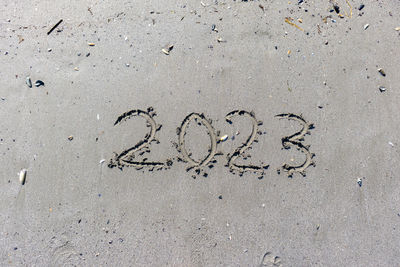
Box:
[68,135,74,141]
[363,24,369,30]
[379,86,386,92]
[47,48,52,52]
[333,4,340,13]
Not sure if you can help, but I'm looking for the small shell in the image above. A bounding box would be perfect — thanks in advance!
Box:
[219,135,228,142]
[357,178,362,187]
[395,27,400,31]
[19,169,27,185]
[26,77,32,88]
[161,48,169,55]
[88,43,95,46]
[35,80,45,87]
[378,68,386,77]
[161,45,174,55]
[68,135,74,141]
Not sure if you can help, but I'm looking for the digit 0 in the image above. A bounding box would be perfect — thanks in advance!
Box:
[176,113,218,175]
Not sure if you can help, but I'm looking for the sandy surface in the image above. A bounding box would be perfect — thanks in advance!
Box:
[1,0,400,266]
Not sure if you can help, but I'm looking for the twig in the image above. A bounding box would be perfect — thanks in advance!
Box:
[47,19,63,35]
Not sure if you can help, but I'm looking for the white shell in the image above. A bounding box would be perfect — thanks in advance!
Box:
[26,77,32,88]
[19,169,27,185]
[219,135,228,142]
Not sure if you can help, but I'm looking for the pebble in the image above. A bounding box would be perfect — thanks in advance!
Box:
[379,86,386,92]
[363,24,369,30]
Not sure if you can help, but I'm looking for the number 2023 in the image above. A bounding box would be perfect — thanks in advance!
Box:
[108,107,315,179]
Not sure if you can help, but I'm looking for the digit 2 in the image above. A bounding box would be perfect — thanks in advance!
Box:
[225,110,269,178]
[108,107,172,170]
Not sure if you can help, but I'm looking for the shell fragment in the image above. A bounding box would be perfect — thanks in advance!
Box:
[219,135,228,142]
[19,169,27,185]
[26,77,32,88]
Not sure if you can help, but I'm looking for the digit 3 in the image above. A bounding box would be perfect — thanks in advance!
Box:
[276,113,315,177]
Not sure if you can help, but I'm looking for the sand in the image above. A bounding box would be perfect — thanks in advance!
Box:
[0,0,399,265]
